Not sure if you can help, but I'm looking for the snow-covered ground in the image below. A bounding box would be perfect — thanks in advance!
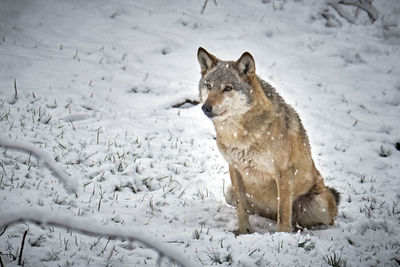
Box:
[1,0,399,266]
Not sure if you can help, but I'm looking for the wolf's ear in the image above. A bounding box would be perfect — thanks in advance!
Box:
[198,47,218,75]
[237,52,255,77]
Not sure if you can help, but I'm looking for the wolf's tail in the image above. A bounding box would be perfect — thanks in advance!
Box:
[293,186,340,227]
[327,187,341,206]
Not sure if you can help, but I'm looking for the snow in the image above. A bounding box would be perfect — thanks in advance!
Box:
[1,0,400,266]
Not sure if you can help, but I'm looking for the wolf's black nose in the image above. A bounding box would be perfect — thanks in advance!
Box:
[202,103,213,118]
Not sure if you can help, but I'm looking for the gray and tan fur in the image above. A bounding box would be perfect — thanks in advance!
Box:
[197,47,340,233]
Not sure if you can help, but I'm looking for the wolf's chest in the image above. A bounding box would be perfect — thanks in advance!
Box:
[217,140,276,175]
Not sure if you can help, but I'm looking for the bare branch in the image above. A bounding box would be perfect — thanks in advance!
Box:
[0,137,79,194]
[0,208,198,267]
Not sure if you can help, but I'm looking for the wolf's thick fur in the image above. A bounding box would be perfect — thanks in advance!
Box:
[197,47,340,233]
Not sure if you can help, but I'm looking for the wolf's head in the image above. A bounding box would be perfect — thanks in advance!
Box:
[197,47,256,121]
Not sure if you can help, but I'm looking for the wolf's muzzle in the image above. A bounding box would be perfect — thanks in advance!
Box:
[202,103,214,118]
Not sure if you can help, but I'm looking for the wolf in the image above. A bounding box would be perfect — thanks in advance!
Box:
[197,47,340,233]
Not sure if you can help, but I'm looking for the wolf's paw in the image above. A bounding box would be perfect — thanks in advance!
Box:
[233,226,253,236]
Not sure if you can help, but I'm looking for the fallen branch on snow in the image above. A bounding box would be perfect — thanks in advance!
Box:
[0,208,198,267]
[172,99,200,108]
[327,0,379,24]
[0,136,79,194]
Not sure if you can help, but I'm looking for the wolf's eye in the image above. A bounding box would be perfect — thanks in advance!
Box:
[224,85,233,92]
[206,83,211,90]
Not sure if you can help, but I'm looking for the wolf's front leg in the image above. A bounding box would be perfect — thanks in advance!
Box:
[229,165,252,234]
[277,169,293,232]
